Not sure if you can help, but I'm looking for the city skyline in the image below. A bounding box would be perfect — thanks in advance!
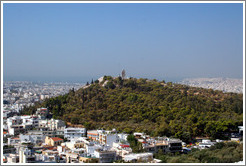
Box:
[3,3,244,83]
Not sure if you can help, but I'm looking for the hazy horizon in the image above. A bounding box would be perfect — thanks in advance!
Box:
[3,75,243,84]
[3,74,186,83]
[3,3,243,83]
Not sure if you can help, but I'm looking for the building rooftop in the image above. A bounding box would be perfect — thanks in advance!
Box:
[120,144,130,148]
[87,130,98,135]
[155,142,168,146]
[51,137,63,142]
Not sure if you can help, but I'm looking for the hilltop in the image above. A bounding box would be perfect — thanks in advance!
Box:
[21,76,243,142]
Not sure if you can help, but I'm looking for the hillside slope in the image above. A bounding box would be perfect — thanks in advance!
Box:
[22,76,243,141]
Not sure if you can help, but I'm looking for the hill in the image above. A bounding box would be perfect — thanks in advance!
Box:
[21,76,243,142]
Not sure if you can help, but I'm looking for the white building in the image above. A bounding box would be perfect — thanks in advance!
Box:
[7,116,23,127]
[7,154,19,163]
[124,153,153,163]
[39,119,65,131]
[94,149,116,163]
[8,125,25,135]
[117,133,129,142]
[19,134,46,144]
[19,146,35,163]
[64,127,86,141]
[198,139,215,149]
[7,115,40,135]
[198,143,214,149]
[98,130,119,148]
[8,137,20,145]
[111,142,132,157]
[36,108,49,119]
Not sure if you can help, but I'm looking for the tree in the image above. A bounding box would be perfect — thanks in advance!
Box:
[105,81,116,89]
[127,134,144,153]
[71,116,79,124]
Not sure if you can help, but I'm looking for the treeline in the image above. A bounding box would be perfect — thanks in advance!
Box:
[154,142,243,163]
[21,76,243,141]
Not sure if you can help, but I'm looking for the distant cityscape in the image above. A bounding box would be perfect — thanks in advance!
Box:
[180,78,243,94]
[3,81,84,114]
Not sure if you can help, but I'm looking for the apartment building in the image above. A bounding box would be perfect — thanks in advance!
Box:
[64,127,86,140]
[36,108,49,119]
[19,145,36,163]
[168,139,183,153]
[8,137,20,146]
[124,153,153,163]
[98,130,119,148]
[7,115,40,135]
[87,130,99,141]
[20,134,46,145]
[39,119,65,130]
[94,149,116,163]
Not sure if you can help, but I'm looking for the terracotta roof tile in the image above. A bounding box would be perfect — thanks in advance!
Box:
[120,144,130,148]
[51,137,63,142]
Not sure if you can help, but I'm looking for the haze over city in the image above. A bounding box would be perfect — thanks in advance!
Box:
[3,3,243,83]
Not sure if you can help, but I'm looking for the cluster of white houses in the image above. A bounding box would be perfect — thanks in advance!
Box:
[3,108,243,163]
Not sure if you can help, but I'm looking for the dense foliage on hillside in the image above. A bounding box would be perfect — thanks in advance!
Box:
[21,76,243,141]
[154,142,243,163]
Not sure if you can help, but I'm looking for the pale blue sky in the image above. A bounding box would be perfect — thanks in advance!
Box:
[3,3,243,83]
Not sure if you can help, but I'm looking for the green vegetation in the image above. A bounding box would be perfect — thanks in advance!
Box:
[21,76,243,141]
[127,134,144,153]
[154,142,243,163]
